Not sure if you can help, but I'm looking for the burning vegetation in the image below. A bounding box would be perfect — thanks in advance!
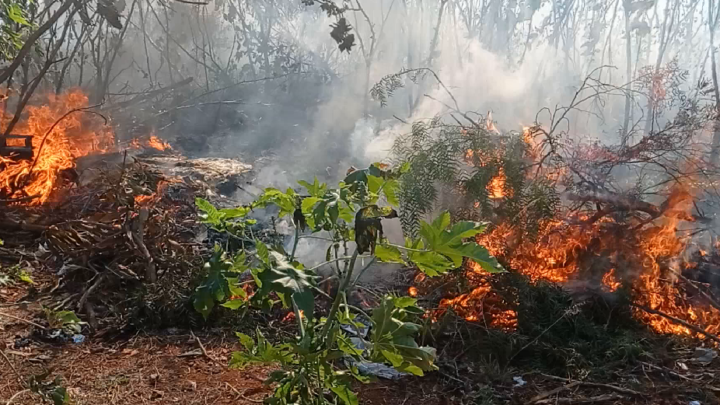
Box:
[392,70,720,344]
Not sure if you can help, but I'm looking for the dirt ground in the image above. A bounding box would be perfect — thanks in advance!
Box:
[0,281,446,405]
[5,280,720,405]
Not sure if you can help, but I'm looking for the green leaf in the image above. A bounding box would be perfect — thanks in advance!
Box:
[337,335,364,357]
[195,197,220,224]
[7,4,30,26]
[219,206,251,219]
[398,363,424,376]
[383,179,399,207]
[298,177,327,197]
[256,241,269,264]
[193,246,232,319]
[431,211,451,232]
[18,269,33,284]
[330,385,358,405]
[193,292,215,320]
[291,289,315,321]
[374,244,404,264]
[236,332,255,350]
[221,299,246,310]
[408,250,453,276]
[55,311,81,325]
[301,197,321,214]
[226,277,248,299]
[415,213,503,274]
[381,350,404,367]
[393,296,417,308]
[367,174,383,194]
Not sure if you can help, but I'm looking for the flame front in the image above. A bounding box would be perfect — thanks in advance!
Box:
[0,90,114,204]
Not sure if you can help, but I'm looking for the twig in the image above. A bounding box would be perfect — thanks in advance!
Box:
[0,311,47,330]
[0,195,39,204]
[76,273,105,312]
[174,0,209,4]
[0,348,24,385]
[538,373,643,397]
[631,303,720,344]
[531,381,581,403]
[535,394,624,404]
[225,382,264,403]
[5,389,30,405]
[189,329,220,367]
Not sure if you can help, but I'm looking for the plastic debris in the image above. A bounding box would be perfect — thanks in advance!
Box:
[513,376,527,387]
[693,347,717,364]
[71,334,86,344]
[345,359,407,380]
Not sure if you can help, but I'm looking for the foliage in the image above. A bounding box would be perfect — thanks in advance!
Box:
[192,245,249,320]
[29,370,70,405]
[43,308,84,334]
[193,163,502,404]
[390,117,559,239]
[0,0,34,61]
[0,264,34,285]
[301,0,355,52]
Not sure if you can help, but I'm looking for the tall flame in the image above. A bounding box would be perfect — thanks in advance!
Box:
[0,90,114,204]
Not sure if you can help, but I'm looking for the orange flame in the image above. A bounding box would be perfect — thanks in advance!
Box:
[602,268,620,292]
[0,90,114,204]
[487,168,507,199]
[147,135,171,151]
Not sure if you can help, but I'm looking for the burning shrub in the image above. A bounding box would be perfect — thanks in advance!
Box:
[389,68,720,345]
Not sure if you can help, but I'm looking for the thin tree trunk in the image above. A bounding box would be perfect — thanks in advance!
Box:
[621,0,633,144]
[0,0,75,85]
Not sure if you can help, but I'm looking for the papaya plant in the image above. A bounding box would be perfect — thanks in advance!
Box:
[193,163,503,404]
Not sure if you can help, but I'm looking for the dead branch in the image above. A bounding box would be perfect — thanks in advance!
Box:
[632,303,720,344]
[566,191,661,218]
[535,394,625,404]
[76,273,105,312]
[531,381,581,403]
[538,373,643,397]
[0,311,46,330]
[108,77,193,110]
[129,207,155,283]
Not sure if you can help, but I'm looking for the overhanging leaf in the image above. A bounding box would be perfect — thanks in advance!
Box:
[374,244,404,264]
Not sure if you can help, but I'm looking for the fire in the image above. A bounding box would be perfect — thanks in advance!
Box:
[487,168,507,200]
[134,193,156,206]
[148,135,172,151]
[128,134,172,151]
[602,268,620,292]
[435,269,518,331]
[0,90,114,204]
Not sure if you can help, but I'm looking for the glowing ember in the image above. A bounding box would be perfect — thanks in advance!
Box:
[0,90,114,204]
[408,286,418,297]
[134,194,156,206]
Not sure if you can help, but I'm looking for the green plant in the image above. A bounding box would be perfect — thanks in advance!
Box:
[193,163,503,404]
[0,264,35,285]
[28,369,71,405]
[43,308,83,334]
